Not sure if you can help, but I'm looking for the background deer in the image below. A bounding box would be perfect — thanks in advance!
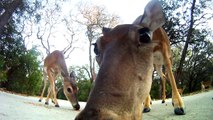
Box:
[177,86,186,96]
[201,80,212,92]
[75,0,168,119]
[133,2,185,115]
[39,50,80,110]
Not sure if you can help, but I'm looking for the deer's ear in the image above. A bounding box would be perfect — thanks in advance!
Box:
[102,27,112,36]
[133,0,165,31]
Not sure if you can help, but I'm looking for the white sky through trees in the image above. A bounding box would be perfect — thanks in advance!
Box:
[66,0,149,66]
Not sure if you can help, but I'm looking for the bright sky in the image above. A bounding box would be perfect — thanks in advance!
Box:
[28,0,212,67]
[64,0,149,67]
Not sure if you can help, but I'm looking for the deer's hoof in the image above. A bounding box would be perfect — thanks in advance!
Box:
[174,107,185,115]
[55,104,60,107]
[162,100,165,103]
[45,102,49,105]
[143,108,151,113]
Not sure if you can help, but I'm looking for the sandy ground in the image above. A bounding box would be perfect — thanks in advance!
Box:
[0,89,213,120]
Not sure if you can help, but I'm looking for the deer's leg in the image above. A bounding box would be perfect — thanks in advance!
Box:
[50,85,58,104]
[51,92,55,104]
[155,64,167,103]
[39,74,47,102]
[45,85,52,105]
[143,95,152,113]
[45,70,59,107]
[164,55,185,115]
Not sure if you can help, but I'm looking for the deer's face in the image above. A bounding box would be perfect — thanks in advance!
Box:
[76,0,165,118]
[75,24,154,120]
[63,75,80,110]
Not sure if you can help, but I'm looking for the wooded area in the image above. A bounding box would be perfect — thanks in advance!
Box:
[0,0,212,101]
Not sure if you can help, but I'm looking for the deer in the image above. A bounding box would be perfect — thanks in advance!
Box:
[95,0,185,116]
[201,80,212,92]
[132,3,185,116]
[38,50,80,110]
[177,86,185,96]
[75,1,185,119]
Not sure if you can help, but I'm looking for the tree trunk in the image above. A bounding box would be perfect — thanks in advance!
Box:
[0,0,23,34]
[175,0,196,84]
[87,26,94,83]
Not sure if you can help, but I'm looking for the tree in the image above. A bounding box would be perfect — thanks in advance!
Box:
[30,0,78,60]
[0,0,44,95]
[158,0,213,92]
[0,0,23,34]
[74,2,120,82]
[0,20,42,95]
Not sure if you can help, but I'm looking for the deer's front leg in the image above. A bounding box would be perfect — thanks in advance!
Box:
[155,64,167,103]
[39,75,47,102]
[46,70,59,107]
[45,86,52,105]
[143,95,152,113]
[165,57,185,115]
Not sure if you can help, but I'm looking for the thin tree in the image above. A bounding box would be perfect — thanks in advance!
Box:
[74,2,120,82]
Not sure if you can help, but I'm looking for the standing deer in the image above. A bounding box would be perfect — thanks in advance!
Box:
[75,0,176,119]
[139,28,185,114]
[132,2,185,115]
[39,50,80,110]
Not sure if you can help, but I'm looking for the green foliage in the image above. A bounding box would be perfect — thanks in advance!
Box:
[0,20,42,95]
[150,80,160,99]
[181,40,213,92]
[57,88,67,100]
[150,75,172,99]
[0,55,7,82]
[6,49,42,95]
[77,80,92,102]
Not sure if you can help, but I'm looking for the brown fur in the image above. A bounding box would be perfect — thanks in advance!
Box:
[75,25,154,120]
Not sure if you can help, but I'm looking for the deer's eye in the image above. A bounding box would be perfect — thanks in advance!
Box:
[67,88,72,93]
[138,28,151,43]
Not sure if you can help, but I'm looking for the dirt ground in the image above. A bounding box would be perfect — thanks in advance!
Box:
[0,89,213,120]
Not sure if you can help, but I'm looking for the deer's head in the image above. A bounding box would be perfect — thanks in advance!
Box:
[63,71,80,110]
[76,0,165,119]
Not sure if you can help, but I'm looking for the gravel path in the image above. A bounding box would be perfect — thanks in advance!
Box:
[0,90,212,120]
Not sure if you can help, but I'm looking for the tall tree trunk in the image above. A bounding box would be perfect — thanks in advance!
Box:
[175,0,196,84]
[0,0,23,34]
[87,25,94,83]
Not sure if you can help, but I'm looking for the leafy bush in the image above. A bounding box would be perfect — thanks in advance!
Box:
[5,49,42,95]
[77,80,92,102]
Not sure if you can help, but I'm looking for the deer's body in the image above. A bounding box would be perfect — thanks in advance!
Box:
[39,50,80,110]
[143,28,185,115]
[153,27,171,103]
